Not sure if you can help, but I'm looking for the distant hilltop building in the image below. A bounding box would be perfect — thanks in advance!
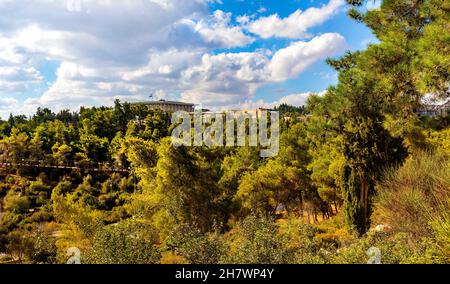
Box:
[417,101,450,117]
[132,100,274,114]
[133,99,196,113]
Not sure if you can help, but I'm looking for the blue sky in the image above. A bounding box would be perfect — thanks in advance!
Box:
[209,0,376,100]
[0,0,378,118]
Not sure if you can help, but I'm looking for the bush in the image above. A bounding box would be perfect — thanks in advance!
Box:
[5,229,34,263]
[27,226,57,264]
[166,224,226,264]
[0,182,9,197]
[225,215,294,264]
[28,210,54,223]
[374,151,450,263]
[3,191,31,214]
[332,231,417,264]
[86,219,161,264]
[286,222,331,264]
[5,227,57,264]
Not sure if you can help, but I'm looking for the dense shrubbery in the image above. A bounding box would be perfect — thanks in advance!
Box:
[86,219,161,264]
[374,151,450,263]
[166,224,226,264]
[1,149,449,264]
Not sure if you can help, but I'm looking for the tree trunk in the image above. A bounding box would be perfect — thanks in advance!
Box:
[299,191,304,219]
[333,187,338,214]
[359,174,368,234]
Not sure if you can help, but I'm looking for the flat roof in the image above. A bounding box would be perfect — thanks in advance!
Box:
[132,100,195,106]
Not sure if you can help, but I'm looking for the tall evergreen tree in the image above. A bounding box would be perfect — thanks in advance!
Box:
[323,0,449,234]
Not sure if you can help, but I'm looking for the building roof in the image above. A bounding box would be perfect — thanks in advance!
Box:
[418,100,450,111]
[132,99,195,106]
[418,105,440,112]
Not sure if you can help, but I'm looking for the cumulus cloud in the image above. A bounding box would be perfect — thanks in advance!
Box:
[4,33,345,113]
[0,0,213,66]
[0,97,19,119]
[274,91,326,106]
[0,0,347,118]
[269,33,347,81]
[218,91,326,111]
[0,97,18,109]
[180,10,254,48]
[247,0,345,39]
[0,66,43,95]
[179,33,347,106]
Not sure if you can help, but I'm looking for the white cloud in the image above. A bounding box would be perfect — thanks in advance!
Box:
[0,66,43,83]
[122,49,201,81]
[257,7,267,14]
[236,15,251,25]
[0,66,44,95]
[274,91,325,106]
[0,0,211,66]
[178,51,269,105]
[186,10,254,48]
[217,91,326,111]
[22,32,345,111]
[0,97,18,109]
[179,33,347,106]
[247,0,345,39]
[0,97,19,119]
[269,33,347,81]
[0,0,210,117]
[0,0,347,118]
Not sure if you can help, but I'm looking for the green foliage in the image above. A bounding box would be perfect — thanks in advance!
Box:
[237,122,329,219]
[282,219,331,264]
[219,147,261,193]
[128,138,230,235]
[274,104,307,117]
[427,128,450,154]
[3,190,31,214]
[87,219,161,264]
[166,224,226,264]
[5,226,56,264]
[238,160,293,213]
[52,142,72,165]
[308,136,344,211]
[374,151,450,262]
[225,215,293,264]
[321,0,450,233]
[333,231,415,264]
[0,128,29,164]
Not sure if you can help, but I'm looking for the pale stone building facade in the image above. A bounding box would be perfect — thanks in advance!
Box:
[134,100,196,113]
